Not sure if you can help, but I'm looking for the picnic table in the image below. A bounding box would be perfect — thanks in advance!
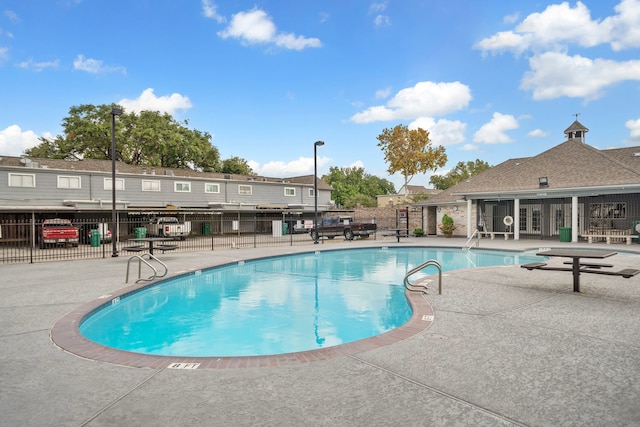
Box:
[125,237,178,255]
[522,249,639,292]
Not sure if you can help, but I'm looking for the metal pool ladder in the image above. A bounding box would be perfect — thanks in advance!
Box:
[126,253,168,283]
[404,260,442,294]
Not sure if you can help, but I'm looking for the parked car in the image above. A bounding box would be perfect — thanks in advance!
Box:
[147,217,191,240]
[310,216,377,240]
[39,218,79,249]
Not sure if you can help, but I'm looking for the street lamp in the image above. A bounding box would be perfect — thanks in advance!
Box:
[110,107,123,257]
[313,140,324,244]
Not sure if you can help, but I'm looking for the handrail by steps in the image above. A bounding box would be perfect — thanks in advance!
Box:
[404,259,442,294]
[464,229,480,250]
[126,253,168,283]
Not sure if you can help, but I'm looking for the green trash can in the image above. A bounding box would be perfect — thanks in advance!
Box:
[559,226,572,242]
[201,222,211,236]
[90,229,101,247]
[134,227,147,238]
[633,220,640,244]
[282,223,288,235]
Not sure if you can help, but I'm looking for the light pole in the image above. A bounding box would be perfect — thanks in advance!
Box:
[110,108,123,257]
[313,140,324,244]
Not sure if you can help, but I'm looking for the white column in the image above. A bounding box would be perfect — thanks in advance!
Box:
[572,196,579,242]
[514,198,520,241]
[467,199,473,238]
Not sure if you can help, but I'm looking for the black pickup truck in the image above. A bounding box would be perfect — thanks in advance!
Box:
[310,216,377,241]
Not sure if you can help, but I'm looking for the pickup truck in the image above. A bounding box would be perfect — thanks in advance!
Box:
[39,218,80,248]
[310,216,377,241]
[147,217,191,240]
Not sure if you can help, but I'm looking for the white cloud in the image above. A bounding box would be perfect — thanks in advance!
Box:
[475,1,640,54]
[625,117,640,143]
[521,51,640,100]
[373,15,391,28]
[73,54,125,74]
[460,143,480,151]
[473,112,519,143]
[217,8,321,51]
[4,10,19,24]
[0,47,9,63]
[248,155,331,177]
[201,0,225,23]
[118,88,192,115]
[350,81,472,123]
[528,129,548,137]
[18,58,59,72]
[375,87,392,99]
[0,125,44,156]
[408,117,467,147]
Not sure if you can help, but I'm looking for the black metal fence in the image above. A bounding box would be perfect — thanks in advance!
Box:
[0,215,333,264]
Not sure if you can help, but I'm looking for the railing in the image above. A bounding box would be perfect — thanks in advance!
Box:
[464,229,480,250]
[404,259,442,295]
[126,253,168,283]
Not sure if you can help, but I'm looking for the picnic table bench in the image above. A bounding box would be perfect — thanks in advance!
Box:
[521,249,639,292]
[582,234,639,245]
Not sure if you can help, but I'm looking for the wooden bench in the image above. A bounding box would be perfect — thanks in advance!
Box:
[582,234,639,245]
[479,231,513,240]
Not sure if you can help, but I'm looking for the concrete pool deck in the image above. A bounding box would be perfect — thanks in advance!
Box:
[2,237,640,426]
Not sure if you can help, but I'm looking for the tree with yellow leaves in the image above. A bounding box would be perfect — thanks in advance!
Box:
[377,124,447,202]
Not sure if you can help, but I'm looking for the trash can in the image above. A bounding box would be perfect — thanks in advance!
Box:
[201,222,210,236]
[559,226,572,242]
[90,229,101,247]
[282,223,288,235]
[633,220,640,244]
[134,227,147,238]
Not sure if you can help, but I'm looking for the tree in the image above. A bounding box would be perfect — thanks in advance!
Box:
[377,124,447,202]
[429,159,491,190]
[221,156,254,175]
[322,166,395,208]
[24,103,228,172]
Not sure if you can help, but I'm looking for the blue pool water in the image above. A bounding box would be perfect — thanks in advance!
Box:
[80,247,542,357]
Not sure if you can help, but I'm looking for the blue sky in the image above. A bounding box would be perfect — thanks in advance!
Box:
[1,1,639,190]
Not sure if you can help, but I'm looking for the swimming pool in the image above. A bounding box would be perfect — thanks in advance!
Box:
[78,247,542,358]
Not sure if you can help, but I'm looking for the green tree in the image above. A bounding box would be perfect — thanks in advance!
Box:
[221,156,254,175]
[377,124,447,202]
[322,166,395,208]
[25,104,224,172]
[429,159,491,190]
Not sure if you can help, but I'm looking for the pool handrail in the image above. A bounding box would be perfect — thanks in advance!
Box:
[464,229,480,250]
[404,259,442,295]
[126,253,168,283]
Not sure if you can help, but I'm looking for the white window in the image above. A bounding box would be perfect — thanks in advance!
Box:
[174,181,191,192]
[309,188,315,197]
[238,185,252,195]
[142,180,161,192]
[57,175,81,189]
[104,178,125,190]
[205,183,220,193]
[284,187,296,197]
[9,173,36,187]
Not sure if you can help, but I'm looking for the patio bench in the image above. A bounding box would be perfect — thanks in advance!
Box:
[582,234,639,245]
[479,231,513,240]
[123,245,145,253]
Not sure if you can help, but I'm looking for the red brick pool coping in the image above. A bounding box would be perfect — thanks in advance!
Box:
[50,283,434,369]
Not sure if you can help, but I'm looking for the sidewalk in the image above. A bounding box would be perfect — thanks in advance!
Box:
[1,237,639,426]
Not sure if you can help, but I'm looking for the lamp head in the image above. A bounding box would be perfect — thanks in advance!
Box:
[314,140,325,147]
[111,108,123,116]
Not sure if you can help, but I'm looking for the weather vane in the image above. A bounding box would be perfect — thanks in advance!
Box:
[574,113,580,120]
